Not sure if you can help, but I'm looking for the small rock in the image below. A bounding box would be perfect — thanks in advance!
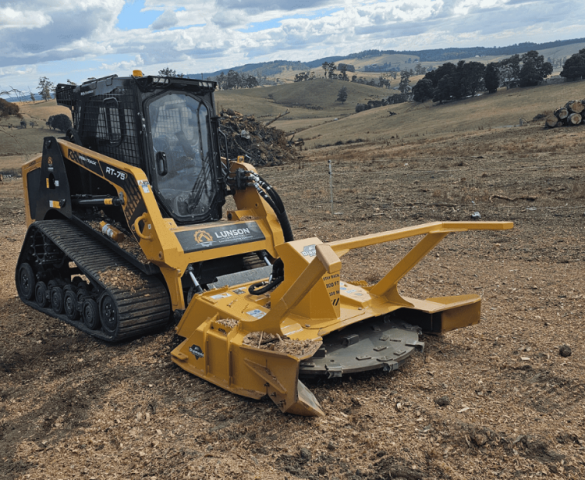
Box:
[435,396,451,407]
[559,345,572,357]
[327,441,337,451]
[318,466,327,475]
[471,431,488,446]
[300,447,311,461]
[376,450,386,457]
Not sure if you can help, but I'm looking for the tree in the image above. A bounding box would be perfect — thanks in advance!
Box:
[336,86,348,104]
[216,72,226,89]
[412,78,434,102]
[498,54,521,88]
[159,67,176,76]
[158,67,185,78]
[294,72,307,82]
[485,62,500,93]
[0,98,20,118]
[338,64,349,81]
[378,76,391,89]
[433,75,454,104]
[398,71,411,93]
[518,50,552,87]
[327,63,337,79]
[37,77,54,102]
[457,61,486,97]
[226,69,240,89]
[243,74,259,88]
[519,58,542,87]
[322,62,328,78]
[560,49,585,81]
[424,62,456,88]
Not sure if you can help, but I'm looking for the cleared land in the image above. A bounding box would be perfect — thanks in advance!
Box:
[1,79,585,479]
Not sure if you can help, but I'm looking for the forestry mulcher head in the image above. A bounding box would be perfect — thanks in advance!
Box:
[15,71,513,418]
[171,221,512,416]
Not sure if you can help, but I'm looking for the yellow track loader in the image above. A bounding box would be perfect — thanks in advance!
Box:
[15,72,512,416]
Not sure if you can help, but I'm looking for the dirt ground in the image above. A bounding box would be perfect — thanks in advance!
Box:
[1,123,585,479]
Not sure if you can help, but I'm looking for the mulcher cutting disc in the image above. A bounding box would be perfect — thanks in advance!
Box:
[299,317,424,378]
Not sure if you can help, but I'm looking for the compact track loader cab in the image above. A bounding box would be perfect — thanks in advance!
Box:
[16,71,513,416]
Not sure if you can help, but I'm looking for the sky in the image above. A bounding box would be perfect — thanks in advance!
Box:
[0,0,584,95]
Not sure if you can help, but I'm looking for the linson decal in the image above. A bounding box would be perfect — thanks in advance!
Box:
[176,222,266,253]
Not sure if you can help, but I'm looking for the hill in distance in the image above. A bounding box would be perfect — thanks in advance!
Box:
[192,37,585,81]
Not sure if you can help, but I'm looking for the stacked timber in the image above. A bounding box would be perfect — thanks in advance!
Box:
[546,100,585,128]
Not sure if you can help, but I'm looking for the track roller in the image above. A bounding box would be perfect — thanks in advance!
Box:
[15,220,171,342]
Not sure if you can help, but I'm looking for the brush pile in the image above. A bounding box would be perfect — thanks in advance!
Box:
[545,99,585,128]
[219,108,299,167]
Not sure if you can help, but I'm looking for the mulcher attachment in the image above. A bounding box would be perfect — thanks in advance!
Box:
[172,221,513,416]
[15,220,171,342]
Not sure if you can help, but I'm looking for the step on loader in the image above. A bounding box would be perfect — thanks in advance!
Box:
[15,71,513,416]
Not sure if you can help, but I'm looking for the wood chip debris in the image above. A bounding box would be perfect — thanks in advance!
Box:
[216,318,239,328]
[98,266,147,293]
[87,219,150,264]
[243,331,322,357]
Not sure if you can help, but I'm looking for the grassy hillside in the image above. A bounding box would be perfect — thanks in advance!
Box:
[215,79,392,120]
[275,53,418,83]
[18,99,71,121]
[0,100,71,156]
[254,42,585,84]
[297,80,585,148]
[414,41,585,74]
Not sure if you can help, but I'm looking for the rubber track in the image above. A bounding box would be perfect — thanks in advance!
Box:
[20,220,171,342]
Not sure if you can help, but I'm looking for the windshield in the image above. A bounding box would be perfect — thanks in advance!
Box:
[149,93,215,220]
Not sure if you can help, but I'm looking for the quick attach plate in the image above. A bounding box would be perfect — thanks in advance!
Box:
[299,317,424,378]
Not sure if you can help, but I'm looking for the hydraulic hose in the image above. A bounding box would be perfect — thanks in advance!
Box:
[248,174,294,243]
[248,259,284,295]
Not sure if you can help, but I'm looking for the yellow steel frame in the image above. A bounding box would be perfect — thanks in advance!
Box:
[172,221,512,416]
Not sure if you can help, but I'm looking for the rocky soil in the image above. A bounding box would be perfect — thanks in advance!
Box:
[1,124,585,479]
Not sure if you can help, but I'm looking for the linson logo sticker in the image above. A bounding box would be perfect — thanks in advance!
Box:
[194,230,213,247]
[176,222,266,253]
[301,245,317,257]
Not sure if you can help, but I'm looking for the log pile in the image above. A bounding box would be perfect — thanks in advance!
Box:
[546,100,585,128]
[219,108,299,167]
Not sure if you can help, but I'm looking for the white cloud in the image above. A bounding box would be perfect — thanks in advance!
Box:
[0,0,124,67]
[150,9,179,30]
[0,0,584,92]
[0,8,52,28]
[0,65,38,78]
[100,54,144,71]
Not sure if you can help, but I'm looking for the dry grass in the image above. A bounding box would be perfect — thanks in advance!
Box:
[0,100,71,155]
[298,80,585,149]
